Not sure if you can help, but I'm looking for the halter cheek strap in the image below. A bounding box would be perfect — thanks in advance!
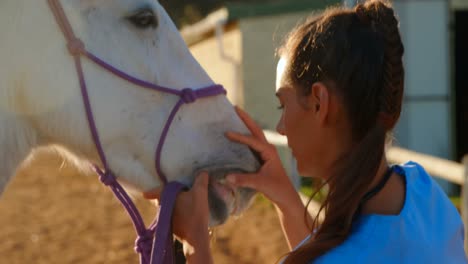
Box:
[47,1,225,263]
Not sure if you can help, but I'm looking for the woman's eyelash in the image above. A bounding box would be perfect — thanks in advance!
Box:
[277,105,284,110]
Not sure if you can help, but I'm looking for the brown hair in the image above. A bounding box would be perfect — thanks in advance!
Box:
[279,0,404,263]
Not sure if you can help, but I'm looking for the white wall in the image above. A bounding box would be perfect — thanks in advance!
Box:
[393,0,454,192]
[188,29,243,105]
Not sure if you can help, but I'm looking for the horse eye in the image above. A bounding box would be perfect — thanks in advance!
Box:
[127,9,158,29]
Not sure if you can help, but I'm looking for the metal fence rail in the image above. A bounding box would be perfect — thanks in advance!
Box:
[387,146,464,185]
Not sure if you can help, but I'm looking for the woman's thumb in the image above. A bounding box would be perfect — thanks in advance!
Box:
[194,171,210,191]
[226,173,257,189]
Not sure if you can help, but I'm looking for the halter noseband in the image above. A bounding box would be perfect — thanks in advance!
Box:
[46,1,226,263]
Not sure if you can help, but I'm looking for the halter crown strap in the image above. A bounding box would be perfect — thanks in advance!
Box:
[47,0,110,170]
[47,0,78,46]
[46,1,225,263]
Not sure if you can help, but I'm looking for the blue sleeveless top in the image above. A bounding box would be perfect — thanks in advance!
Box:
[299,162,466,263]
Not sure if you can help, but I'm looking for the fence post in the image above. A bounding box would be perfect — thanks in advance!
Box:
[463,155,468,256]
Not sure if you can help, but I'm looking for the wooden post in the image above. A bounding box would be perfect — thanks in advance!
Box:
[462,155,468,256]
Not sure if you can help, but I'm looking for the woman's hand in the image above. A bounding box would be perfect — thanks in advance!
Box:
[226,107,312,249]
[225,106,298,208]
[143,173,213,263]
[171,172,211,245]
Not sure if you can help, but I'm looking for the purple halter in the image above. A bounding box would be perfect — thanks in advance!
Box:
[47,1,226,263]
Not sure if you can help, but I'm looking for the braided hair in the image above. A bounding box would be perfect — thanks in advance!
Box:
[356,1,405,129]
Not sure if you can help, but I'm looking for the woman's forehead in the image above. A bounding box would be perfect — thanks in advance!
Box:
[276,57,288,92]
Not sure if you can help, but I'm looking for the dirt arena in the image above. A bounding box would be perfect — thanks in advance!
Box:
[0,152,288,264]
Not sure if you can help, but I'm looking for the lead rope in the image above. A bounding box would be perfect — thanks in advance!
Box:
[46,1,225,263]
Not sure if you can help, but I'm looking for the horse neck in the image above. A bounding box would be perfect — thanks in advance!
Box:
[0,1,93,196]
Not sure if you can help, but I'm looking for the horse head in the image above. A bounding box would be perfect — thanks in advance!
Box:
[0,0,260,225]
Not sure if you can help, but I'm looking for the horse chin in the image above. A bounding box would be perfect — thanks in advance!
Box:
[205,169,256,226]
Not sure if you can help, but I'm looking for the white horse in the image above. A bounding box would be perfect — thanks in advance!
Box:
[0,0,260,225]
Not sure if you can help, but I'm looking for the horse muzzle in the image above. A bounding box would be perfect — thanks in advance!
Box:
[203,168,256,226]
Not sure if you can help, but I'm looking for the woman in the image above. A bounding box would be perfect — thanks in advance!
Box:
[147,0,466,263]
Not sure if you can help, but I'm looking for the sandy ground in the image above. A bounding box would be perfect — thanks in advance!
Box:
[0,152,288,264]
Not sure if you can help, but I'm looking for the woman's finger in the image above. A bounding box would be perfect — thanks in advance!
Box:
[142,187,163,200]
[193,172,210,194]
[225,131,270,154]
[234,106,268,142]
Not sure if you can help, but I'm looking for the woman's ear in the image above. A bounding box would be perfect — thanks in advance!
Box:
[308,82,329,124]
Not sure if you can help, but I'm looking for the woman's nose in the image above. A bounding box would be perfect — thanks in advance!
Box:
[276,117,286,136]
